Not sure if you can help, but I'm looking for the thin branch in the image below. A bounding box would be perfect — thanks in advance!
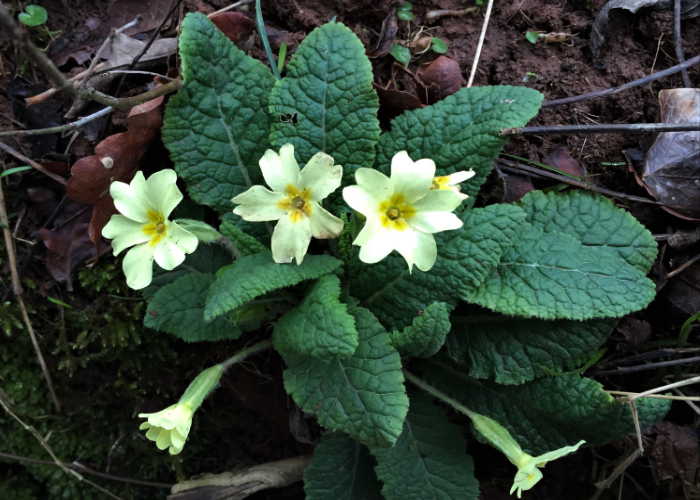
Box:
[210,0,255,16]
[97,70,173,81]
[604,390,700,401]
[627,375,700,402]
[0,4,182,110]
[25,63,105,107]
[667,252,700,278]
[674,0,691,88]
[466,0,494,88]
[593,356,700,375]
[0,141,67,184]
[0,107,114,138]
[590,448,641,500]
[500,122,700,137]
[671,388,700,416]
[80,16,142,87]
[629,401,644,454]
[542,54,700,109]
[0,452,172,488]
[0,181,61,413]
[114,0,184,96]
[0,392,125,500]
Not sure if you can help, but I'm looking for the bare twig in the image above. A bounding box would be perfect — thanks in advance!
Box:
[114,0,184,97]
[97,70,173,81]
[0,183,61,413]
[626,376,700,402]
[604,391,700,401]
[425,7,478,21]
[629,401,644,454]
[593,356,700,375]
[0,392,125,500]
[0,141,67,184]
[466,0,494,88]
[0,4,182,110]
[0,452,172,488]
[671,388,700,416]
[210,0,255,17]
[500,122,700,136]
[25,63,105,107]
[590,448,642,500]
[80,16,142,87]
[667,252,700,278]
[542,54,700,109]
[0,107,114,138]
[674,0,691,88]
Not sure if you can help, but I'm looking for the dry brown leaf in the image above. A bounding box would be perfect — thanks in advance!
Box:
[616,317,652,351]
[65,95,164,259]
[108,0,177,35]
[210,12,256,46]
[649,421,699,481]
[367,8,398,59]
[543,147,587,177]
[416,56,462,104]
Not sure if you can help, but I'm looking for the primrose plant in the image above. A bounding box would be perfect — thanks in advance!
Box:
[101,12,667,498]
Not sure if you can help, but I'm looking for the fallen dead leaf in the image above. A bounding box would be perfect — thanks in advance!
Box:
[108,0,177,35]
[642,89,700,219]
[649,421,699,481]
[66,94,164,259]
[616,317,652,351]
[543,147,587,177]
[40,206,95,291]
[416,56,462,105]
[210,12,256,45]
[667,264,700,315]
[367,8,398,59]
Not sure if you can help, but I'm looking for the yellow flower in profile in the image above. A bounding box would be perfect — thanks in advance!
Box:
[430,170,475,201]
[342,151,469,272]
[468,411,585,498]
[231,144,344,264]
[139,364,224,455]
[102,169,198,290]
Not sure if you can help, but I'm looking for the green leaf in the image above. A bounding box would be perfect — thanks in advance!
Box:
[431,37,448,54]
[376,86,543,198]
[220,214,268,256]
[305,433,383,500]
[0,166,33,178]
[371,389,479,500]
[350,204,525,330]
[446,306,617,384]
[204,251,342,321]
[390,302,452,358]
[269,22,380,194]
[145,274,241,342]
[282,307,409,448]
[467,222,656,320]
[18,5,47,26]
[397,10,414,21]
[390,44,411,67]
[162,13,276,213]
[274,275,358,358]
[142,244,233,300]
[416,359,670,455]
[525,31,539,44]
[518,190,658,273]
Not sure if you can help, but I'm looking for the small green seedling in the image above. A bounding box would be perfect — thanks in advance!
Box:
[397,2,414,21]
[525,31,539,44]
[390,43,411,67]
[277,42,287,74]
[523,71,538,82]
[431,37,448,54]
[18,5,47,26]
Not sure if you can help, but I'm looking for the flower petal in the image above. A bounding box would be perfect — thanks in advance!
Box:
[169,429,187,453]
[298,152,342,202]
[534,440,586,464]
[154,222,197,271]
[259,144,300,192]
[146,169,183,219]
[139,422,151,431]
[308,203,344,239]
[511,466,543,497]
[232,186,288,221]
[353,214,383,247]
[103,215,151,255]
[122,242,155,290]
[390,152,434,203]
[343,185,379,217]
[408,191,464,233]
[412,188,463,213]
[355,168,392,202]
[271,215,312,264]
[155,428,172,451]
[393,228,437,272]
[447,170,475,184]
[358,228,395,264]
[145,426,161,441]
[110,172,151,222]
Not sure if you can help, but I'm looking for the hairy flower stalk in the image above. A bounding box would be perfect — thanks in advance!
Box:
[343,151,470,272]
[102,169,198,289]
[232,144,344,264]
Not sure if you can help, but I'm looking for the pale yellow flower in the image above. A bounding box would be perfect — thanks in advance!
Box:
[430,170,475,201]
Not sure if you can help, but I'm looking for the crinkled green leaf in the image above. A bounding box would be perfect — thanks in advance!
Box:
[519,190,658,273]
[371,389,479,500]
[145,274,241,342]
[351,204,525,330]
[282,307,409,448]
[204,251,341,321]
[162,13,275,213]
[142,244,233,300]
[269,22,380,194]
[274,275,358,359]
[390,302,452,358]
[220,213,268,256]
[467,222,656,320]
[416,359,670,455]
[446,306,617,384]
[305,433,383,500]
[376,86,542,197]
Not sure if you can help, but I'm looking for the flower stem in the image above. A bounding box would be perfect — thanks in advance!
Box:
[402,368,477,420]
[221,339,275,369]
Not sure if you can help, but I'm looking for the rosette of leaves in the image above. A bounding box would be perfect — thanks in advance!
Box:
[152,12,666,498]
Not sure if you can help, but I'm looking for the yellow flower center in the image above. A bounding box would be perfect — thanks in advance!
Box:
[379,194,415,231]
[278,184,313,223]
[143,210,168,246]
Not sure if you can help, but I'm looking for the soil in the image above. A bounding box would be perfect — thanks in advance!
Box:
[1,0,699,499]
